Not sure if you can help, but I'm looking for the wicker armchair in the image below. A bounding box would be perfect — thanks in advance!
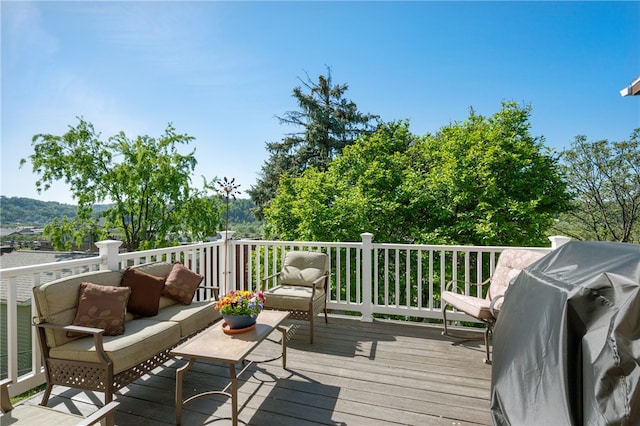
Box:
[261,251,329,344]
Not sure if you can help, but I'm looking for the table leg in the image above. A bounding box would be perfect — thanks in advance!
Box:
[229,363,238,426]
[278,326,287,369]
[175,358,195,426]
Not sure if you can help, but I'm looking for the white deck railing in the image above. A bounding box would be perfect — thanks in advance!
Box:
[1,233,565,396]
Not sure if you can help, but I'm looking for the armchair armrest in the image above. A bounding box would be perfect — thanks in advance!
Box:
[444,277,491,293]
[1,378,12,414]
[36,322,105,336]
[35,322,111,366]
[262,272,282,282]
[311,272,329,288]
[198,285,220,300]
[77,400,120,426]
[489,295,504,318]
[261,272,282,290]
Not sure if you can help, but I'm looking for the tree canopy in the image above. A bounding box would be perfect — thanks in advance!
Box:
[264,102,572,247]
[554,129,640,242]
[248,68,379,219]
[21,118,220,251]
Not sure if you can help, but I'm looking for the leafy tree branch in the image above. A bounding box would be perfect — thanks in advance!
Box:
[21,118,221,251]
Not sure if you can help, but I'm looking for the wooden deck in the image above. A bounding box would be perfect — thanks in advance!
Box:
[15,316,493,425]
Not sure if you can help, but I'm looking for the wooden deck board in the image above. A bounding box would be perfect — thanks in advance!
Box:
[11,315,493,425]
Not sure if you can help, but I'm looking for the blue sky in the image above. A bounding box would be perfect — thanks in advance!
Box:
[2,1,639,205]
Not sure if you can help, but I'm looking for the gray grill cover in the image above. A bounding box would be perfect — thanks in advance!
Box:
[490,241,640,425]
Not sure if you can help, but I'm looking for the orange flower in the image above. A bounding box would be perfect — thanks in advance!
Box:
[216,290,265,316]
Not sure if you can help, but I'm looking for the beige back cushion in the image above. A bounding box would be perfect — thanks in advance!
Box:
[488,249,547,301]
[279,251,328,287]
[33,270,123,348]
[130,261,173,278]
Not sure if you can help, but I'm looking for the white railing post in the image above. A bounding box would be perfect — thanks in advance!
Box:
[549,235,571,249]
[219,231,235,294]
[95,240,123,271]
[360,233,374,323]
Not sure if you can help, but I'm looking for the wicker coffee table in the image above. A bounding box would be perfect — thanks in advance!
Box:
[170,310,289,426]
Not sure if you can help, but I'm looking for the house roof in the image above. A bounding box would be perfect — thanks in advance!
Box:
[620,76,640,96]
[0,227,45,237]
[0,228,23,237]
[0,251,97,303]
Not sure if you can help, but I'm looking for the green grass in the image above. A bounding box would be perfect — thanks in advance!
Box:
[10,384,46,406]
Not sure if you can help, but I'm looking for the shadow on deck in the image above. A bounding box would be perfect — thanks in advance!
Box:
[14,316,493,425]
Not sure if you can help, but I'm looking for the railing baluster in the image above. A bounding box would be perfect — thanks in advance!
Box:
[405,249,411,309]
[336,248,342,304]
[7,276,18,382]
[373,247,379,307]
[1,237,552,395]
[428,249,434,310]
[348,246,352,304]
[356,246,361,306]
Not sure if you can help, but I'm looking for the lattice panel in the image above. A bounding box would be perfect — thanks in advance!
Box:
[47,359,108,391]
[265,307,310,321]
[113,348,173,389]
[42,319,219,401]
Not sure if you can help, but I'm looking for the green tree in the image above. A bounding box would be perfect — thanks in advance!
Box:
[415,102,572,246]
[43,216,95,251]
[248,67,380,219]
[264,121,417,242]
[554,130,640,242]
[265,103,571,247]
[21,118,220,251]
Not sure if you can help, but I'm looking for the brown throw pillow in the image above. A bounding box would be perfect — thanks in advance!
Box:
[162,262,203,305]
[121,267,166,316]
[68,282,131,337]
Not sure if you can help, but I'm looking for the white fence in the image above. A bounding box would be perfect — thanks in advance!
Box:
[0,233,565,396]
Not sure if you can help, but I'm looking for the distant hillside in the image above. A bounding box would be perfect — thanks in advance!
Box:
[0,196,263,238]
[0,196,81,226]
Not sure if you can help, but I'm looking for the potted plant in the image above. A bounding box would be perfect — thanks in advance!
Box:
[215,290,266,330]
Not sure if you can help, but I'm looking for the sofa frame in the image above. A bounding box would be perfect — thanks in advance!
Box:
[32,264,219,406]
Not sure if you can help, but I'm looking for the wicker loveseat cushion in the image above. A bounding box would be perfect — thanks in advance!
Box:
[49,319,181,374]
[152,300,220,337]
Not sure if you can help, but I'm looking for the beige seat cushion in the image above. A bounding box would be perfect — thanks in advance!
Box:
[49,319,180,374]
[441,250,546,324]
[265,285,325,311]
[152,300,220,337]
[441,291,492,320]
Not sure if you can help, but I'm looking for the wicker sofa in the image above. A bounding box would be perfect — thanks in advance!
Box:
[32,261,220,407]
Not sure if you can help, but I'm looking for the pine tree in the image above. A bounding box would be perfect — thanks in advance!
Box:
[248,67,379,219]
